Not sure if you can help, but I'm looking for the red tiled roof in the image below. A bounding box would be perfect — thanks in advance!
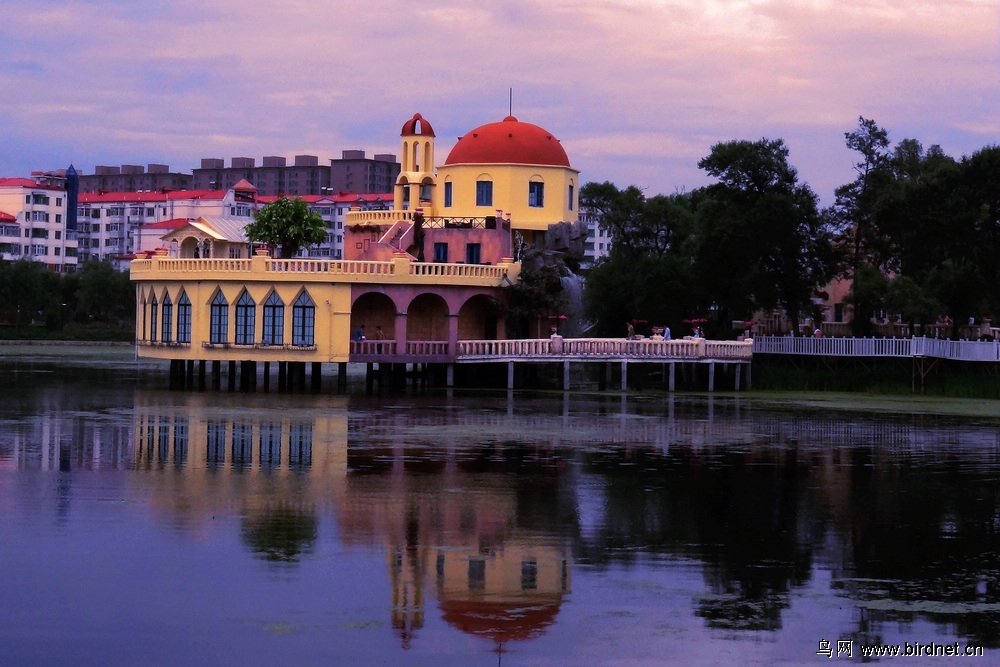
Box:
[0,177,64,191]
[257,193,392,205]
[0,210,16,222]
[78,189,226,203]
[143,217,191,230]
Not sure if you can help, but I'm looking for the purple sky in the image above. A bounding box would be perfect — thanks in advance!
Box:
[1,0,997,206]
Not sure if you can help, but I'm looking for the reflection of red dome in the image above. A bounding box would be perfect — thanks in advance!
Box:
[445,116,570,167]
[440,599,561,643]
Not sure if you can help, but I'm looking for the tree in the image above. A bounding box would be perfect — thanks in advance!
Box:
[76,258,134,322]
[580,182,697,337]
[829,118,894,334]
[245,197,327,259]
[695,138,835,335]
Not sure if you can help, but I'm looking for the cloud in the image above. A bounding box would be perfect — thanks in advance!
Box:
[0,0,996,206]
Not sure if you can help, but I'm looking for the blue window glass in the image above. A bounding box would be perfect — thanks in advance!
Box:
[150,296,158,342]
[210,291,228,344]
[262,292,284,346]
[433,243,448,263]
[177,292,191,343]
[234,291,255,345]
[292,292,314,346]
[528,181,544,208]
[476,180,493,207]
[161,294,173,342]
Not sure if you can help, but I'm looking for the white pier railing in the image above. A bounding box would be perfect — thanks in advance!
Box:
[753,335,1000,362]
[456,337,753,362]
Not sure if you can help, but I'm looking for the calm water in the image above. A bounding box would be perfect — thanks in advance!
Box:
[2,353,1000,665]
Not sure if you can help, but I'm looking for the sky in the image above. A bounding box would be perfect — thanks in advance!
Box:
[0,0,997,206]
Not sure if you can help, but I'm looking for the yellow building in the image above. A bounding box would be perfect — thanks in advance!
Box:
[129,111,581,378]
[393,113,580,242]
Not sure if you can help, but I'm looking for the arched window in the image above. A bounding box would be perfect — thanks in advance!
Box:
[210,291,228,344]
[161,293,173,343]
[292,292,315,346]
[150,295,158,343]
[262,291,284,346]
[141,291,147,341]
[234,291,255,345]
[177,291,191,343]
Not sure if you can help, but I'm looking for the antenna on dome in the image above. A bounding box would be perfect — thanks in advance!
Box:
[509,88,512,117]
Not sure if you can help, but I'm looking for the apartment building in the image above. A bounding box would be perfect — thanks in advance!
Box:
[77,164,192,193]
[579,205,610,267]
[191,155,333,197]
[75,179,393,268]
[76,181,261,268]
[0,177,79,272]
[287,192,394,261]
[330,150,400,194]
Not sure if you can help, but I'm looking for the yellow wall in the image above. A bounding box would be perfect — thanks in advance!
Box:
[137,277,353,362]
[436,163,578,232]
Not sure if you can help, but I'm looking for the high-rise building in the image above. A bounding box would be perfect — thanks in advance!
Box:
[0,175,79,272]
[330,150,400,195]
[77,164,192,193]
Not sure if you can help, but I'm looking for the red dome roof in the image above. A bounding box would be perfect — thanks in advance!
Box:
[401,113,435,137]
[445,116,570,168]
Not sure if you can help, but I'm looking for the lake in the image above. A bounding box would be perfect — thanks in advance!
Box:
[1,347,998,665]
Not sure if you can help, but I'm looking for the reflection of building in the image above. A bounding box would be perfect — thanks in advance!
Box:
[341,434,575,650]
[129,110,582,371]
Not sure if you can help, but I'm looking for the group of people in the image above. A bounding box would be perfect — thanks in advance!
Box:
[352,324,386,344]
[626,322,675,340]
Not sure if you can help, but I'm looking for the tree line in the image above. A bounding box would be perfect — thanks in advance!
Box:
[581,118,1000,339]
[0,258,134,338]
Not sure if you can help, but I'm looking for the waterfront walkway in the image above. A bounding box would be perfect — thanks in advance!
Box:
[752,335,1000,362]
[355,337,754,391]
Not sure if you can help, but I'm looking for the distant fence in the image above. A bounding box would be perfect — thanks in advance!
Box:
[753,335,1000,362]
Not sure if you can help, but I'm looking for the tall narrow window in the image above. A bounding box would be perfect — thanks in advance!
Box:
[161,293,173,343]
[465,243,481,265]
[292,292,315,346]
[433,243,448,263]
[476,180,493,207]
[262,292,284,346]
[528,181,544,208]
[210,291,228,344]
[235,291,255,345]
[444,181,453,207]
[150,296,158,342]
[568,184,574,211]
[177,292,191,343]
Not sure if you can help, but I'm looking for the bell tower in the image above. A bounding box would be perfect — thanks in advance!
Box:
[394,113,436,212]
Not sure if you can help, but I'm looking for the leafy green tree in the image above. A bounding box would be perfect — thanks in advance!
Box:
[843,265,889,336]
[884,275,940,332]
[695,138,835,335]
[245,197,327,259]
[581,182,697,337]
[0,259,61,327]
[77,259,135,322]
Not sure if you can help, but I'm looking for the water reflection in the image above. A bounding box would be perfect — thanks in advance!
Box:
[2,380,1000,661]
[344,432,575,650]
